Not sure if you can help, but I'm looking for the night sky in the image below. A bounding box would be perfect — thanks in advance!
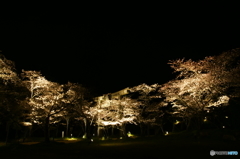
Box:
[1,4,240,96]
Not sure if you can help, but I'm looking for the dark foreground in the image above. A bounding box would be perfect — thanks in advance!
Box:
[0,134,239,159]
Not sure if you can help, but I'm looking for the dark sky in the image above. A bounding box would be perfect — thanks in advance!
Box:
[1,4,240,96]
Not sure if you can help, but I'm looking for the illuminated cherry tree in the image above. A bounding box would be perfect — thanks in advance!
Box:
[90,95,140,137]
[129,83,164,135]
[161,49,240,129]
[62,82,92,138]
[89,83,166,137]
[0,54,29,144]
[21,70,68,142]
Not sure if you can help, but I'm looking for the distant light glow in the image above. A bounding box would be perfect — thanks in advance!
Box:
[175,120,180,125]
[21,122,32,126]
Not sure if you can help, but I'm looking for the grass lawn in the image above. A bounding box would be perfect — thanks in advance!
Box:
[0,131,239,159]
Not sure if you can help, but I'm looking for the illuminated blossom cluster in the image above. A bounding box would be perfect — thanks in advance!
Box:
[0,54,18,84]
[90,96,140,127]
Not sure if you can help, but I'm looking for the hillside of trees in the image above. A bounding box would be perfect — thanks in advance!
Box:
[1,48,240,143]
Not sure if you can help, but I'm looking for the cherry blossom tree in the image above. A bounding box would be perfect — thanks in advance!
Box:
[62,82,92,138]
[129,83,164,136]
[90,94,140,138]
[21,70,68,142]
[0,54,29,144]
[161,49,240,130]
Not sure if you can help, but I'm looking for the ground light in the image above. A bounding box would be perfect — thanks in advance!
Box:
[64,137,78,141]
[127,131,134,137]
[165,131,169,136]
[82,134,87,139]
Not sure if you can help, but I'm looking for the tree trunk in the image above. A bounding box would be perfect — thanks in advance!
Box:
[111,125,114,136]
[121,123,127,137]
[140,123,144,136]
[23,127,28,142]
[83,118,87,138]
[44,116,50,142]
[147,123,150,136]
[97,126,102,137]
[56,124,59,138]
[15,129,19,143]
[85,118,92,139]
[160,125,165,134]
[187,119,191,130]
[66,118,69,137]
[172,123,175,132]
[5,122,10,145]
[29,125,32,138]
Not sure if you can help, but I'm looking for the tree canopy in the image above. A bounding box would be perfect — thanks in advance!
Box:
[1,48,240,142]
